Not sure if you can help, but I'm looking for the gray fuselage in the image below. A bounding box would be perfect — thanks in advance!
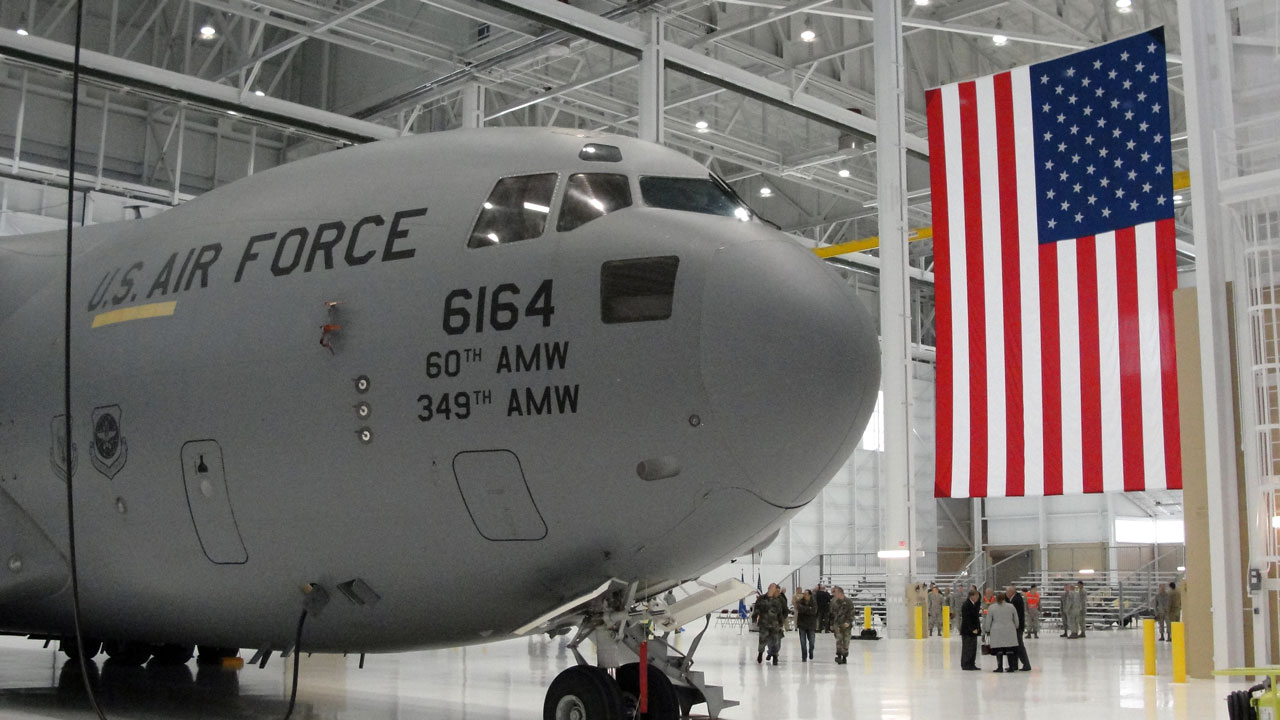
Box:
[0,129,879,654]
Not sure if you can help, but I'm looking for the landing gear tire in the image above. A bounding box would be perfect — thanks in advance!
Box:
[59,638,102,663]
[615,663,679,720]
[543,665,623,720]
[196,646,238,666]
[150,644,194,664]
[104,640,154,666]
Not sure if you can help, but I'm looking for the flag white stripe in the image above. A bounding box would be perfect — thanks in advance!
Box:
[1057,244,1084,495]
[1012,66,1044,497]
[1136,222,1168,489]
[942,85,971,499]
[977,78,1007,498]
[1095,231,1124,492]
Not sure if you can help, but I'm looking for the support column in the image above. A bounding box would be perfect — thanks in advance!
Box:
[1038,497,1049,588]
[972,497,983,582]
[1176,0,1246,670]
[1106,494,1120,586]
[873,0,913,638]
[460,82,485,130]
[637,13,664,143]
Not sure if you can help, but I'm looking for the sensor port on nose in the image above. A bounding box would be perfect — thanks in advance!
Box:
[636,456,681,482]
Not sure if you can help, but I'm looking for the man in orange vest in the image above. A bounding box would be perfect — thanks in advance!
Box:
[1024,585,1041,638]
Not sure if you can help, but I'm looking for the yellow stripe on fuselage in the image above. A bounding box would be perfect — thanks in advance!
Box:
[91,301,177,328]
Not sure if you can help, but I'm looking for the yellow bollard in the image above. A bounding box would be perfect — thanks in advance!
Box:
[864,606,872,630]
[942,606,951,638]
[1171,621,1186,683]
[1142,618,1156,676]
[914,605,924,639]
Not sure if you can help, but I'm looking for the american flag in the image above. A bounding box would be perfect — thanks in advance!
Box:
[925,28,1181,498]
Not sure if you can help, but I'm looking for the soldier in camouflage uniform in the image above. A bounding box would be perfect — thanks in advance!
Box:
[752,583,787,665]
[830,586,856,664]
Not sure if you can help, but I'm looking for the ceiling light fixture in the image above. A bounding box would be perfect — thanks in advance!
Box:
[1176,566,1186,572]
[800,20,816,43]
[992,34,1008,46]
[914,0,930,5]
[759,186,773,197]
[838,169,851,178]
[16,27,29,36]
[199,22,217,40]
[253,89,265,97]
[695,118,709,132]
[1116,0,1134,13]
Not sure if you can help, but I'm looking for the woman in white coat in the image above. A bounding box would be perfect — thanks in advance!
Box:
[982,594,1020,673]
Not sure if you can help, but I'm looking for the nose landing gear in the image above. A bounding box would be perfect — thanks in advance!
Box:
[544,666,622,720]
[537,578,752,720]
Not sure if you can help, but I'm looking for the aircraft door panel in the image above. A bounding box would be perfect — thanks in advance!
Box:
[452,450,547,541]
[179,440,248,564]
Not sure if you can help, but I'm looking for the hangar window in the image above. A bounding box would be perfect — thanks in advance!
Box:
[469,173,558,248]
[639,175,753,222]
[600,256,679,324]
[557,173,632,233]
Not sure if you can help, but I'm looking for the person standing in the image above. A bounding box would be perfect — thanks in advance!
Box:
[815,584,832,633]
[794,589,818,661]
[959,589,983,671]
[982,586,996,614]
[927,585,944,637]
[1004,585,1032,671]
[1154,584,1170,641]
[1166,581,1182,641]
[1075,581,1089,638]
[982,594,1020,673]
[830,586,856,665]
[752,584,787,665]
[1025,585,1041,639]
[1059,584,1075,638]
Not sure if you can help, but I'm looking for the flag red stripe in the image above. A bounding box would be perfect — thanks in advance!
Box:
[994,72,1025,497]
[1077,236,1103,493]
[1156,217,1183,489]
[959,81,989,498]
[1115,227,1145,492]
[927,88,954,500]
[1039,245,1063,496]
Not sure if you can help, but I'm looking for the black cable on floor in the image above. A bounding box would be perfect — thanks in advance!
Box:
[61,1,108,718]
[283,610,308,720]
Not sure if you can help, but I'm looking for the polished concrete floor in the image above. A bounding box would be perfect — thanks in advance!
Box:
[0,625,1244,719]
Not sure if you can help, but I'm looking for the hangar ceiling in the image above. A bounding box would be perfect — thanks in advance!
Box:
[0,0,1191,330]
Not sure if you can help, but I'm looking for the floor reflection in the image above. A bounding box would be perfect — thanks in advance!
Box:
[0,659,295,719]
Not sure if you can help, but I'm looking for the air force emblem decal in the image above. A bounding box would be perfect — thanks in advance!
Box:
[90,405,128,480]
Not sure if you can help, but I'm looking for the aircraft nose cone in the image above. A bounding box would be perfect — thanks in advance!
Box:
[699,238,881,507]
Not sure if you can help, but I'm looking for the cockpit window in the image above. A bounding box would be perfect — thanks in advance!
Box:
[557,173,632,233]
[639,175,753,221]
[469,173,558,248]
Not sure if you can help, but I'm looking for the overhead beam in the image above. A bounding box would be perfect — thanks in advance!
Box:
[215,0,389,82]
[470,0,928,156]
[0,32,398,144]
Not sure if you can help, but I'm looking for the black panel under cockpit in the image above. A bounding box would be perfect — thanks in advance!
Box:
[600,256,679,324]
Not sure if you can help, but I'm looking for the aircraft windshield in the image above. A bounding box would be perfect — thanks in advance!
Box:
[639,175,754,222]
[558,173,632,233]
[469,173,558,248]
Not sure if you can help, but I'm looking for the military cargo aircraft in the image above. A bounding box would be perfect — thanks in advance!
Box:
[0,128,880,719]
